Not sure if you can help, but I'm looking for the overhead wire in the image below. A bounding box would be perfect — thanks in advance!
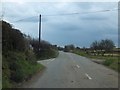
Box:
[12,8,119,22]
[42,8,119,16]
[12,16,38,22]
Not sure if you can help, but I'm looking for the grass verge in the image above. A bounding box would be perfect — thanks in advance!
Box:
[38,49,59,60]
[2,51,45,88]
[72,50,120,72]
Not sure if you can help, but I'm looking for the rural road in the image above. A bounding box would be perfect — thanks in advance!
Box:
[22,51,118,88]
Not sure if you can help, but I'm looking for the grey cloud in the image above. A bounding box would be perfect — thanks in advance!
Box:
[3,2,118,47]
[74,2,93,9]
[81,16,108,20]
[50,23,81,31]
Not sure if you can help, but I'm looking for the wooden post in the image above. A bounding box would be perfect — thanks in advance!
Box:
[39,14,41,51]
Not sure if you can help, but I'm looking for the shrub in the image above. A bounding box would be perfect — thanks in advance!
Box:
[103,58,114,66]
[2,56,11,88]
[2,51,45,87]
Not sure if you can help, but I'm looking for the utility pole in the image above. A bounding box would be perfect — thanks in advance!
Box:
[39,14,41,51]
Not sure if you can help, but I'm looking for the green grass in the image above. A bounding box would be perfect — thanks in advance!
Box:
[2,48,59,88]
[72,49,120,72]
[72,50,87,56]
[38,49,59,60]
[103,57,119,72]
[2,51,45,88]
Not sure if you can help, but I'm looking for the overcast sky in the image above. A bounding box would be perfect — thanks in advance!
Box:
[1,2,118,47]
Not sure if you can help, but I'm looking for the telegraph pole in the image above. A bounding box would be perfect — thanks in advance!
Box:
[39,14,41,51]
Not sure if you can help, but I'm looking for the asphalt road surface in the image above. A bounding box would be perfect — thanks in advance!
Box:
[22,51,118,88]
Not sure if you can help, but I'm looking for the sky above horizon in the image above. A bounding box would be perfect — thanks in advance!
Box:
[1,2,118,47]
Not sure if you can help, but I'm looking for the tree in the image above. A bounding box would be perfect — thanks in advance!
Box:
[58,46,64,51]
[99,39,115,52]
[64,44,75,52]
[90,39,115,55]
[30,39,57,59]
[76,47,80,50]
[90,40,99,50]
[2,20,28,53]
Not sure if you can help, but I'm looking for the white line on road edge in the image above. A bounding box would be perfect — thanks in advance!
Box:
[76,65,80,68]
[47,59,55,64]
[50,59,55,62]
[85,73,92,80]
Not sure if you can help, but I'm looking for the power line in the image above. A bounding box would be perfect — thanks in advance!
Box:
[42,8,119,16]
[12,8,119,22]
[12,16,38,22]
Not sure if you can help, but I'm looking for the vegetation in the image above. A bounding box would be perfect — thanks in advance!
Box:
[2,51,44,88]
[64,44,75,52]
[1,20,58,88]
[72,48,119,72]
[57,46,64,51]
[30,39,59,60]
[65,39,119,72]
[90,39,115,55]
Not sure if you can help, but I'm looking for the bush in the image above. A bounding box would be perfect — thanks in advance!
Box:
[109,61,118,71]
[38,49,58,60]
[2,21,28,53]
[2,76,12,88]
[2,20,45,88]
[103,57,119,72]
[30,39,58,60]
[2,56,12,88]
[103,58,114,66]
[2,51,45,87]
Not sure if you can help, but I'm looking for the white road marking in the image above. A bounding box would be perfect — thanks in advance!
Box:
[50,59,55,62]
[46,59,55,64]
[37,58,55,62]
[76,65,80,68]
[85,73,92,80]
[37,58,55,65]
[37,61,42,63]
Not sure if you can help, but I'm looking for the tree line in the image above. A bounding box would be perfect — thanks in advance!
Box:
[90,39,115,55]
[59,39,116,56]
[90,39,115,52]
[2,20,58,88]
[2,20,58,59]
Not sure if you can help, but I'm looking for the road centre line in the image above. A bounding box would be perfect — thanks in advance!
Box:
[76,65,80,68]
[85,73,92,80]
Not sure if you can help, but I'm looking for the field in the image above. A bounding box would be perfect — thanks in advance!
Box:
[72,49,120,72]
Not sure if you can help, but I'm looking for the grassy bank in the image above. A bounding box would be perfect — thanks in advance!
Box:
[72,49,120,72]
[38,49,59,60]
[30,39,59,60]
[2,49,58,88]
[2,51,45,88]
[2,20,59,88]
